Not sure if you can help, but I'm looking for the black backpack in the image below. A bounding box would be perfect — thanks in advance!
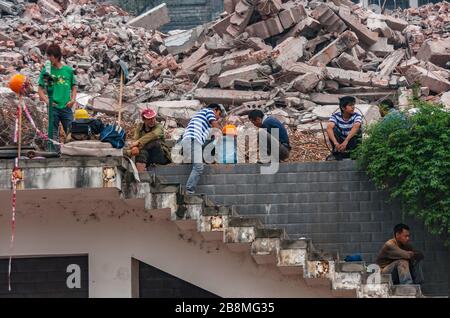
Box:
[70,120,93,137]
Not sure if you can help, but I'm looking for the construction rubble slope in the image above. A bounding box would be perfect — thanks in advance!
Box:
[0,0,449,162]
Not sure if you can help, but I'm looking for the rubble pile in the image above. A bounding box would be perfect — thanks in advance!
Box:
[1,0,449,161]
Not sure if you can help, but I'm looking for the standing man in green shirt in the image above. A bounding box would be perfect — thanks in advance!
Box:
[38,43,77,144]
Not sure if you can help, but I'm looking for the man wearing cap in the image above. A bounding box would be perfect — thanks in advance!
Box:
[126,108,171,172]
[182,103,226,194]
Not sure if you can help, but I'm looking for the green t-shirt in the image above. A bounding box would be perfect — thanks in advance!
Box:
[38,64,77,109]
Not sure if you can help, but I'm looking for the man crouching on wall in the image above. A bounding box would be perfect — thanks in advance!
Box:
[126,108,171,172]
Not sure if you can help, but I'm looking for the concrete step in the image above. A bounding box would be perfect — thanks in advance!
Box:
[304,260,335,287]
[198,215,229,241]
[172,204,202,231]
[251,228,286,265]
[224,217,261,252]
[277,239,309,275]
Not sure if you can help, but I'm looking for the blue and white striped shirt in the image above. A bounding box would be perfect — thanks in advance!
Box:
[329,112,362,137]
[182,108,217,145]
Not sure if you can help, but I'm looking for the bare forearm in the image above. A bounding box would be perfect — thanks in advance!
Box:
[38,87,48,104]
[71,86,77,102]
[327,125,338,145]
[345,124,361,142]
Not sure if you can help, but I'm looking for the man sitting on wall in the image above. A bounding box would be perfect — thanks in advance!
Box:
[126,108,171,172]
[326,96,362,160]
[248,109,291,162]
[376,223,424,285]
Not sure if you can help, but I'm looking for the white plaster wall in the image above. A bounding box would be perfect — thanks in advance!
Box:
[0,188,333,298]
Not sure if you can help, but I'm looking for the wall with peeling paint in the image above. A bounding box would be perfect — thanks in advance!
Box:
[0,188,333,298]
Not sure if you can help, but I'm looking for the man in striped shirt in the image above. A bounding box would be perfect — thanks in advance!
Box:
[326,96,362,160]
[182,103,226,194]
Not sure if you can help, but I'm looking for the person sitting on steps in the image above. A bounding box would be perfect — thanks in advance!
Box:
[376,223,424,286]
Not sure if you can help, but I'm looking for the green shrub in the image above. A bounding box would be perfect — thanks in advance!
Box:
[354,101,450,244]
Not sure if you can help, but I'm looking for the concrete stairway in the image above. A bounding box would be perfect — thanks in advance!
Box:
[127,176,422,298]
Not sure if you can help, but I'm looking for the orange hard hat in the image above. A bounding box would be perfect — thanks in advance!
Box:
[9,74,27,94]
[222,124,237,136]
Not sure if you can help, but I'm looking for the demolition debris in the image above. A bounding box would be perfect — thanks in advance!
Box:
[0,0,449,161]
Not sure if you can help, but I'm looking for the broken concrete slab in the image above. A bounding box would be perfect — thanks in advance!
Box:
[326,67,389,88]
[142,100,202,120]
[164,26,205,55]
[127,3,170,30]
[281,17,321,41]
[383,15,408,32]
[278,3,306,29]
[180,44,210,72]
[334,52,362,71]
[405,65,450,94]
[338,7,379,46]
[273,36,307,70]
[368,37,394,57]
[416,39,450,68]
[311,3,347,34]
[378,49,405,77]
[309,30,359,67]
[218,64,267,88]
[194,88,271,105]
[0,52,23,67]
[245,20,271,39]
[291,73,320,93]
[440,91,450,109]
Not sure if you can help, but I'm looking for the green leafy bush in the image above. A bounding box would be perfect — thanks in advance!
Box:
[354,101,450,244]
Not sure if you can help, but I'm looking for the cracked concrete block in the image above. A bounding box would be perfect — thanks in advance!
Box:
[127,3,170,30]
[338,7,379,46]
[416,38,450,68]
[218,64,266,88]
[311,3,347,34]
[334,52,363,71]
[291,73,320,93]
[309,30,359,66]
[273,36,307,69]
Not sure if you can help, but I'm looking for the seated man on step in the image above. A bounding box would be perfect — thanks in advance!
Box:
[126,108,171,172]
[376,223,424,286]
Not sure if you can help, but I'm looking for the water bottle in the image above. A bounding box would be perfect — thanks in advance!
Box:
[45,60,51,75]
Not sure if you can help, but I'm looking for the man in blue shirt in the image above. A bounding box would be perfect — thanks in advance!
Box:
[248,110,291,161]
[326,96,362,160]
[182,103,226,194]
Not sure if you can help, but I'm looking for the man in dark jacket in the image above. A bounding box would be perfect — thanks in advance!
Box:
[248,109,291,161]
[376,224,424,285]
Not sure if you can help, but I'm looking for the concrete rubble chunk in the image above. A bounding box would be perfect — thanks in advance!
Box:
[378,49,405,77]
[334,52,363,71]
[194,88,271,105]
[273,36,307,70]
[311,3,347,34]
[126,3,170,30]
[291,73,320,93]
[368,37,394,57]
[405,65,450,94]
[218,64,267,88]
[312,104,381,125]
[256,0,282,16]
[309,30,359,67]
[338,7,379,46]
[180,44,210,72]
[278,3,307,29]
[142,100,202,120]
[383,15,408,32]
[164,26,205,55]
[416,39,450,68]
[37,0,62,16]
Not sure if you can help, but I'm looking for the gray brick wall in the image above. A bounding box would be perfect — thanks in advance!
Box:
[151,161,449,296]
